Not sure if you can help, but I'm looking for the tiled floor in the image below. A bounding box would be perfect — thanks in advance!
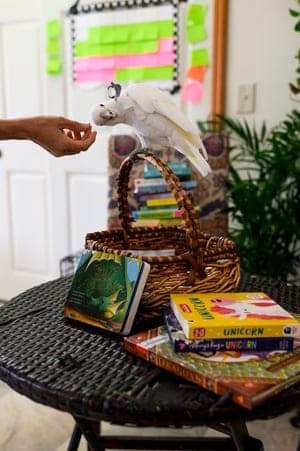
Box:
[0,380,299,451]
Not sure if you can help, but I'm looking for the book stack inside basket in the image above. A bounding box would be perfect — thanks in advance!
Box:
[132,160,198,228]
[124,292,300,410]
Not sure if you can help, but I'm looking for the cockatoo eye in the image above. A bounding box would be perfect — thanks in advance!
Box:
[99,103,104,107]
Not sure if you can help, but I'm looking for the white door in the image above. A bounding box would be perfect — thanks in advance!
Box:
[0,0,109,300]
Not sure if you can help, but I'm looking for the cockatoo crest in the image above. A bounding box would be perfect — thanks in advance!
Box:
[92,82,211,176]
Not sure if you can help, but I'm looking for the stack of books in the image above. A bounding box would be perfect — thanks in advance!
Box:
[132,161,198,227]
[124,292,300,409]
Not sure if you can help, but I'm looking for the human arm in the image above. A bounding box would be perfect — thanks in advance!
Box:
[0,116,97,157]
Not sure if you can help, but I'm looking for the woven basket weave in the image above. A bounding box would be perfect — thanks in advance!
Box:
[85,150,240,321]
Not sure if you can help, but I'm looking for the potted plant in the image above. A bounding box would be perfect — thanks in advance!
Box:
[199,111,300,282]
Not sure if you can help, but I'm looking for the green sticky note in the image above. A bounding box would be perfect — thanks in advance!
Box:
[116,66,173,82]
[47,39,60,55]
[187,4,207,26]
[47,20,61,39]
[130,25,158,42]
[191,48,209,66]
[89,25,129,44]
[46,57,61,75]
[186,24,207,43]
[88,20,173,45]
[75,40,159,57]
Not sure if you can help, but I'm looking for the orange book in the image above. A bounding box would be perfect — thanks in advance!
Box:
[124,326,300,410]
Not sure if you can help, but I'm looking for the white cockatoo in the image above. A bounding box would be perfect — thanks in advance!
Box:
[92,82,211,176]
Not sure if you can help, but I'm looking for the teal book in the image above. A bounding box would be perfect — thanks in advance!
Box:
[144,163,192,180]
[134,179,197,194]
[64,250,150,335]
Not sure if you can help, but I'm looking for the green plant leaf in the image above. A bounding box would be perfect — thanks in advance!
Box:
[221,111,300,281]
[289,8,300,16]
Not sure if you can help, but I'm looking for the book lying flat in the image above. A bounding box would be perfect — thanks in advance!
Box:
[124,326,300,410]
[170,292,300,340]
[64,250,150,335]
[134,191,193,204]
[164,308,295,353]
[132,218,183,228]
[133,208,183,220]
[134,179,197,194]
[146,198,178,208]
[144,161,191,179]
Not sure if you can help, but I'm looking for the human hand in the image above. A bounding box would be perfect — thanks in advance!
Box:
[24,116,97,157]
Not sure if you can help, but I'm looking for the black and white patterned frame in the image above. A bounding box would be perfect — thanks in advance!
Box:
[68,0,188,93]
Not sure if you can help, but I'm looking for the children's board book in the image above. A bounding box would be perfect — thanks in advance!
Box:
[164,308,295,353]
[124,326,300,410]
[64,250,150,335]
[170,292,300,340]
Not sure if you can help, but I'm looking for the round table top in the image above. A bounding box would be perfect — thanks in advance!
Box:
[0,272,299,427]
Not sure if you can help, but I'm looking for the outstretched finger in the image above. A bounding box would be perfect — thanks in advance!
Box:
[60,117,91,133]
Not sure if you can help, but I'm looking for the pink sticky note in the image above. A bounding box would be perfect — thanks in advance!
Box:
[74,39,175,73]
[158,38,174,53]
[181,80,205,104]
[75,69,115,83]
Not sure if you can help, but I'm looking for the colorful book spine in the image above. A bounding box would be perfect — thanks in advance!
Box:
[164,309,295,353]
[134,180,197,194]
[144,162,191,179]
[144,167,192,180]
[146,198,178,208]
[139,205,176,211]
[132,208,183,220]
[134,191,193,204]
[132,218,183,228]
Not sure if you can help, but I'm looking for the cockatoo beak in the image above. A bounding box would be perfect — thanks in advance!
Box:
[100,111,117,120]
[92,106,118,125]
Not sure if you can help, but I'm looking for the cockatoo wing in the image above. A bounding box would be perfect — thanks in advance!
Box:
[125,83,207,159]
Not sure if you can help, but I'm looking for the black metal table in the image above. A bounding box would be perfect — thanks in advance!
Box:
[0,272,299,451]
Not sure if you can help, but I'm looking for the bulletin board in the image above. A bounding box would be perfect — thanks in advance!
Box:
[56,0,227,120]
[68,0,184,93]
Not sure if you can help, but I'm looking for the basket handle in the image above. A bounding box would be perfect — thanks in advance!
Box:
[117,149,204,269]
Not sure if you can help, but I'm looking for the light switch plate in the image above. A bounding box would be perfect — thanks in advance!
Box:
[237,83,256,114]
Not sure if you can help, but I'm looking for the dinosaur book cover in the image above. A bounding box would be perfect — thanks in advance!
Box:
[64,250,150,335]
[124,326,300,410]
[170,292,300,340]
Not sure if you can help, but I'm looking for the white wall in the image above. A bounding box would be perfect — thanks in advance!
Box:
[225,0,299,127]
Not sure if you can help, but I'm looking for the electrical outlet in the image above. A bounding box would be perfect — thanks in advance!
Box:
[237,83,256,114]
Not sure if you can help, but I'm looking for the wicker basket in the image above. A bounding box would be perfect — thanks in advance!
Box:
[85,150,240,321]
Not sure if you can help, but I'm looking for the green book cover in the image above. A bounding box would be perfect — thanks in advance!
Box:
[64,250,150,335]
